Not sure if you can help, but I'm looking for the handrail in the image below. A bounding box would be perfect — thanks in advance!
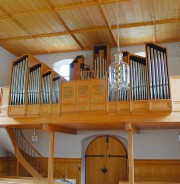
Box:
[12,129,63,178]
[14,129,44,157]
[12,128,48,177]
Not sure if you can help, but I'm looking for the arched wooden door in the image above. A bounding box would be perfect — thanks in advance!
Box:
[85,136,127,184]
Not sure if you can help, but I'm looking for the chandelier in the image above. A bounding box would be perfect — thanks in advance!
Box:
[109,0,130,90]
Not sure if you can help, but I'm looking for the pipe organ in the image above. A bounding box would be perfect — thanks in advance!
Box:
[27,64,41,105]
[130,56,148,101]
[8,43,172,117]
[52,77,60,104]
[146,43,170,100]
[10,56,27,105]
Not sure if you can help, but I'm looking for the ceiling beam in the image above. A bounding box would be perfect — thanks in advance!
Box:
[97,0,117,46]
[43,0,84,50]
[5,38,177,56]
[0,0,129,20]
[43,124,77,134]
[0,6,33,37]
[0,18,179,43]
[0,5,51,53]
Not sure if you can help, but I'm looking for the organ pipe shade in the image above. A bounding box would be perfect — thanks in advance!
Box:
[109,52,130,90]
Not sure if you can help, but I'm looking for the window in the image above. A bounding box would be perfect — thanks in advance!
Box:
[53,59,73,81]
[135,52,145,57]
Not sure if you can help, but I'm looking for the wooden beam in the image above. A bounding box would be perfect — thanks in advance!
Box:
[0,7,33,38]
[9,38,177,56]
[43,0,84,50]
[43,124,77,134]
[0,0,129,20]
[48,131,54,184]
[125,123,140,134]
[0,18,179,43]
[97,0,117,46]
[2,111,180,125]
[127,123,134,184]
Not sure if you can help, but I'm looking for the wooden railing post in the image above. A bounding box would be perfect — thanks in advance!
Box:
[48,131,54,184]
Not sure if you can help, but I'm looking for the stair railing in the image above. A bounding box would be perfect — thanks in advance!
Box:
[12,128,47,177]
[12,128,64,178]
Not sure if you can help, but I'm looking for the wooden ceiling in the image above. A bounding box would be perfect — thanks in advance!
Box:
[0,0,179,56]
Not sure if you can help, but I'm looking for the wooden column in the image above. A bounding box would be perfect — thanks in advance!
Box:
[128,127,134,184]
[48,131,54,184]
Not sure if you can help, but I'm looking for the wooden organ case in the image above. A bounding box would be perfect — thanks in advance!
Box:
[8,43,172,117]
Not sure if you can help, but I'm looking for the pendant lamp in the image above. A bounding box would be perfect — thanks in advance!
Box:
[109,0,130,90]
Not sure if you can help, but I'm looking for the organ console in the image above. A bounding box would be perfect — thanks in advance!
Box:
[7,43,172,117]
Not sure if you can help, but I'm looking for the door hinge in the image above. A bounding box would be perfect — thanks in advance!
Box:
[85,154,105,158]
[107,154,128,158]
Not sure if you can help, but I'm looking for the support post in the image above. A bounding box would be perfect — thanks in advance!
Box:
[48,131,54,184]
[127,124,134,184]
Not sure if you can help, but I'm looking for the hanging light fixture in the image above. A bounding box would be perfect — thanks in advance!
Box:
[32,128,38,142]
[109,0,130,90]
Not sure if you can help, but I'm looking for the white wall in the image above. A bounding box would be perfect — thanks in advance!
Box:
[22,129,180,160]
[35,50,92,69]
[0,47,15,157]
[36,42,180,76]
[0,46,16,86]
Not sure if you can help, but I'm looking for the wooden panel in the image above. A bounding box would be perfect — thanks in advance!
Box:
[108,102,117,112]
[0,157,8,176]
[153,0,180,20]
[0,19,28,39]
[112,26,154,46]
[76,80,91,104]
[149,100,171,112]
[104,0,152,25]
[40,104,51,117]
[8,105,26,117]
[26,105,40,117]
[155,23,180,42]
[117,101,130,112]
[38,158,81,184]
[40,35,81,53]
[130,100,149,112]
[59,5,107,30]
[134,160,180,183]
[0,87,9,116]
[170,76,180,112]
[15,13,65,35]
[0,157,79,184]
[108,101,130,113]
[51,104,60,116]
[61,81,76,113]
[0,0,48,14]
[50,0,97,7]
[75,30,115,48]
[92,79,106,112]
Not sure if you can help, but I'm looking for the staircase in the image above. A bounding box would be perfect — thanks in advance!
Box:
[6,128,63,178]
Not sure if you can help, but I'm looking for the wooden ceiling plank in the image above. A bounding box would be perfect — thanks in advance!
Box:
[1,37,178,56]
[43,0,84,49]
[97,0,117,46]
[0,17,179,43]
[0,6,33,38]
[43,124,77,134]
[0,0,130,20]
